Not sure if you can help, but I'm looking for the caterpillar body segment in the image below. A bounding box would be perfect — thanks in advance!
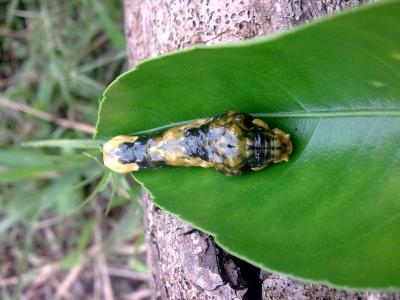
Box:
[103,110,293,176]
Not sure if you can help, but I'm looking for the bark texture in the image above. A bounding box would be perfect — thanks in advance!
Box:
[124,1,399,299]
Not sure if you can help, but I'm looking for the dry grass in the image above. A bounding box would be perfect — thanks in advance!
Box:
[0,1,149,299]
[0,195,150,300]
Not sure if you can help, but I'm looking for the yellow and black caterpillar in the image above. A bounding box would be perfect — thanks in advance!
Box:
[103,110,292,176]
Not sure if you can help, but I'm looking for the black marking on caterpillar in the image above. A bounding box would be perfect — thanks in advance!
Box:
[103,110,293,176]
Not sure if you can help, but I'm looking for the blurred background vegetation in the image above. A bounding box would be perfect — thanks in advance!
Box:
[0,1,149,299]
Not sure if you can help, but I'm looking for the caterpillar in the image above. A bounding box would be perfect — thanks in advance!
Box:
[103,110,292,176]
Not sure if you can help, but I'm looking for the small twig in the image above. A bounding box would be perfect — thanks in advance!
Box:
[26,254,45,267]
[34,215,65,230]
[93,201,115,300]
[0,96,95,134]
[123,289,152,300]
[84,33,108,57]
[107,267,148,282]
[30,264,59,288]
[111,239,144,256]
[43,227,62,257]
[55,244,101,299]
[0,276,17,287]
[0,263,58,288]
[55,262,86,299]
[0,27,27,39]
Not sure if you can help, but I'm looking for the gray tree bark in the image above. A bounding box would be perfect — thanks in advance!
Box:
[124,1,399,299]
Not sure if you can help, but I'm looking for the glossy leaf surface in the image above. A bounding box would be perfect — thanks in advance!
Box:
[96,2,400,288]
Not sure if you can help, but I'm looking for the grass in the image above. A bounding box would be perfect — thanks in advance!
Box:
[0,1,149,299]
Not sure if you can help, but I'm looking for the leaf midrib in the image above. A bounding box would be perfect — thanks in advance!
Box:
[254,109,400,118]
[132,108,400,135]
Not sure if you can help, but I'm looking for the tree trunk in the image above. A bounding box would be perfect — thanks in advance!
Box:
[124,1,399,299]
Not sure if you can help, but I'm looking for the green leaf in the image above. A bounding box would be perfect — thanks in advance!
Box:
[38,172,82,214]
[72,171,111,211]
[22,139,102,149]
[0,189,40,232]
[0,149,57,168]
[95,2,400,289]
[90,0,126,50]
[103,202,142,253]
[0,149,94,183]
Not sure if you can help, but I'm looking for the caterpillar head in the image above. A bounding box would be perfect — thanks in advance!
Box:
[103,135,139,173]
